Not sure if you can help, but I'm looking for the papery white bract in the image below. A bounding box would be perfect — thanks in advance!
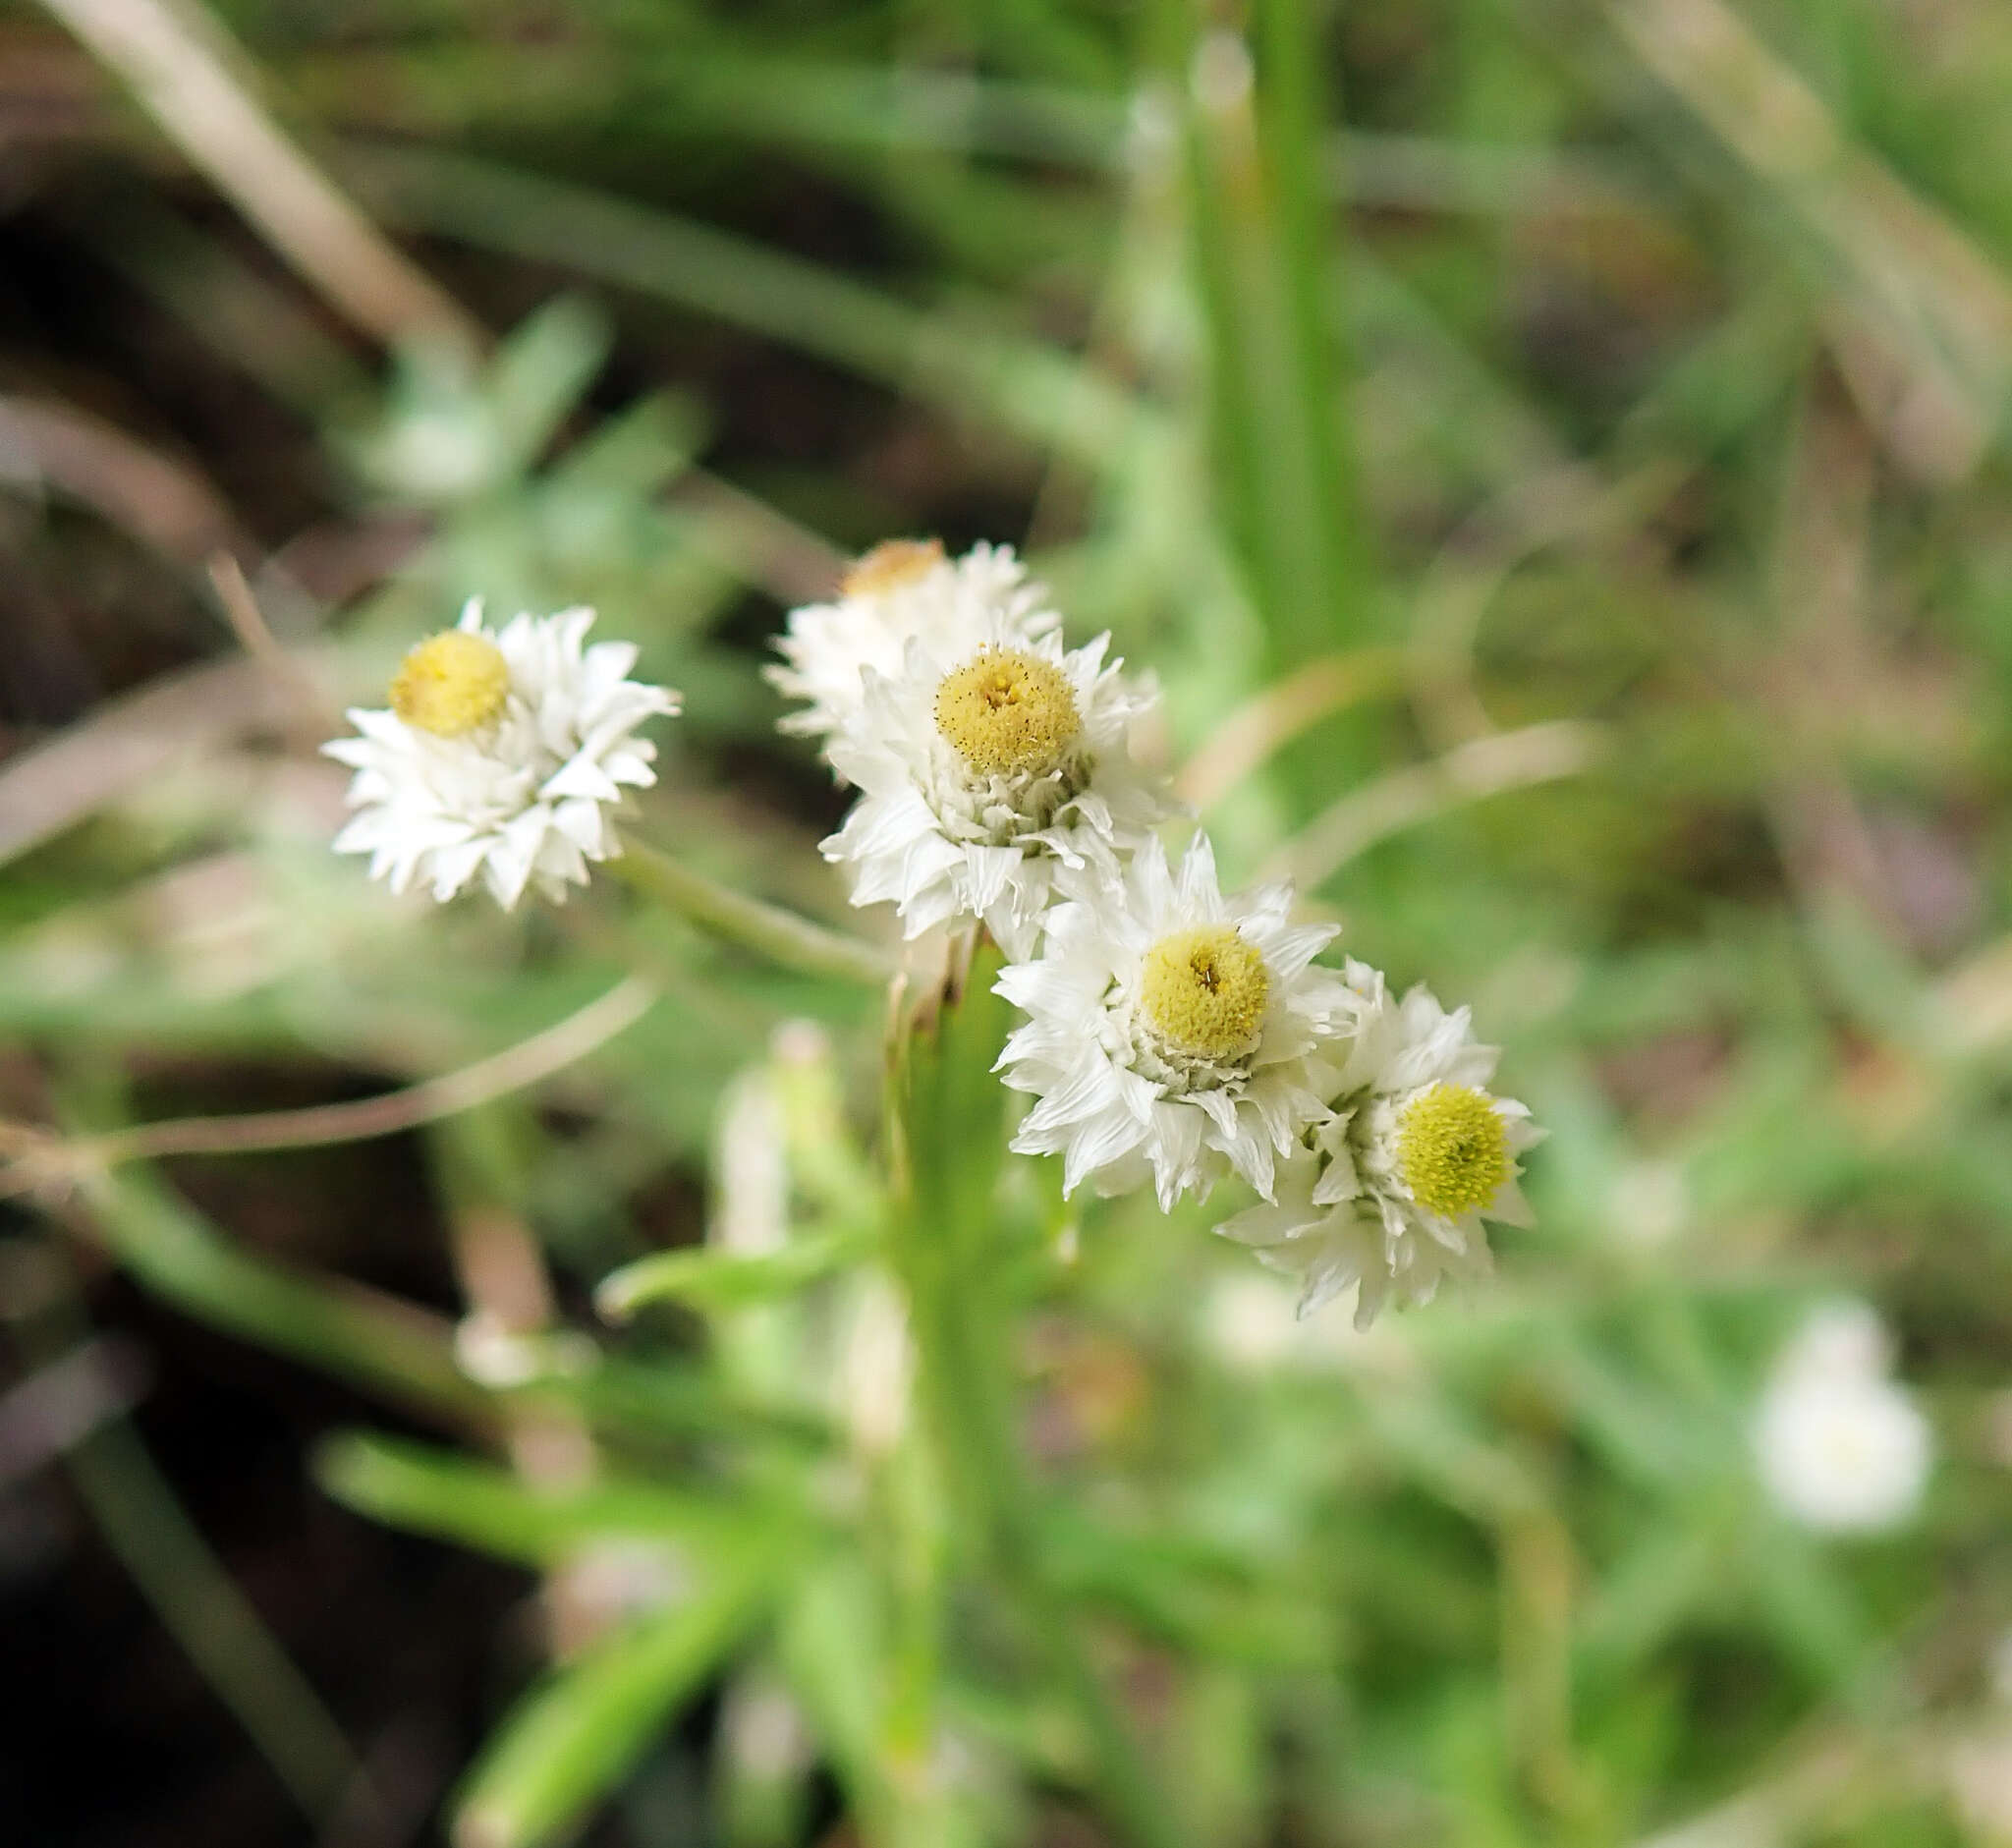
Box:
[1216,960,1539,1328]
[768,539,1060,756]
[324,600,679,909]
[819,613,1172,960]
[993,834,1349,1208]
[1753,1301,1930,1534]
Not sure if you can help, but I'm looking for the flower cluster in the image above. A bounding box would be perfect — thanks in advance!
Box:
[323,539,1538,1324]
[795,540,1171,959]
[776,538,1541,1324]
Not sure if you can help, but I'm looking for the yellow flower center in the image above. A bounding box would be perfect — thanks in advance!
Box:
[841,537,944,598]
[933,647,1081,779]
[1139,924,1270,1058]
[388,630,511,737]
[1397,1084,1508,1218]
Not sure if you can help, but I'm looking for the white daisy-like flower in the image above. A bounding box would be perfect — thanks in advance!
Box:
[1216,961,1539,1328]
[767,538,1060,754]
[1774,1297,1891,1381]
[1752,1302,1930,1535]
[324,600,679,909]
[819,607,1172,959]
[993,834,1350,1208]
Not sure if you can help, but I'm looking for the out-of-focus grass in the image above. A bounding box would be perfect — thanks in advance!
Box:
[6,1,2012,1845]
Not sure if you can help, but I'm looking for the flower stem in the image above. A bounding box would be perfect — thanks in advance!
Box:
[612,838,893,987]
[886,945,1194,1848]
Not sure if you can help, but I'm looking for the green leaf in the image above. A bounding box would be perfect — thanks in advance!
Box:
[316,1433,767,1566]
[481,295,612,476]
[337,142,1146,469]
[596,1224,878,1320]
[1172,0,1371,799]
[73,1162,489,1425]
[452,1546,780,1848]
[773,1557,889,1832]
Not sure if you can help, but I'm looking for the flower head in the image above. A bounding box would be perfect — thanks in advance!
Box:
[324,600,679,909]
[1216,960,1538,1327]
[993,834,1350,1207]
[768,539,1060,755]
[1753,1301,1930,1535]
[820,613,1172,959]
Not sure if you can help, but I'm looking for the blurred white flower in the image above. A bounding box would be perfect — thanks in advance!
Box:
[1205,1273,1327,1373]
[1608,1157,1688,1249]
[1216,960,1539,1328]
[994,834,1349,1207]
[1753,1303,1930,1535]
[711,1069,789,1258]
[767,539,1059,756]
[837,1274,915,1460]
[720,1676,812,1784]
[325,600,678,908]
[1776,1298,1892,1381]
[821,611,1171,959]
[1948,1729,2012,1848]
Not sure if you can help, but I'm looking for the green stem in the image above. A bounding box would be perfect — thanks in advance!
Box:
[68,1413,363,1819]
[76,1162,492,1425]
[887,958,1193,1848]
[612,838,893,987]
[67,1156,820,1449]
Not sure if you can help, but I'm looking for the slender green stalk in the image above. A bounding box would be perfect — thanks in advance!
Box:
[595,1222,878,1321]
[66,1412,363,1820]
[58,1145,813,1449]
[74,1162,493,1425]
[1167,0,1375,805]
[885,953,1194,1848]
[612,839,893,987]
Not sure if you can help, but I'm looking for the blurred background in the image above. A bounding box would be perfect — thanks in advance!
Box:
[5,0,2012,1844]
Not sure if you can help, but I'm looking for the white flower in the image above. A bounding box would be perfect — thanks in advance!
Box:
[1776,1298,1891,1381]
[994,834,1350,1207]
[1216,961,1539,1328]
[1204,1273,1349,1374]
[1753,1303,1930,1535]
[767,538,1059,754]
[820,610,1172,959]
[324,600,678,909]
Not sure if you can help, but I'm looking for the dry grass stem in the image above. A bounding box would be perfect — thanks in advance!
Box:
[0,651,334,867]
[1268,721,1611,890]
[1,978,657,1197]
[0,392,249,562]
[672,472,849,606]
[1176,650,1404,812]
[37,0,480,353]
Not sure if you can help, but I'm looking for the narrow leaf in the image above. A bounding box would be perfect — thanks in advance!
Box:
[453,1547,778,1848]
[596,1224,876,1321]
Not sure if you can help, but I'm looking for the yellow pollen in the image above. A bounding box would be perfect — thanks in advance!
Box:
[1397,1084,1509,1219]
[933,647,1080,778]
[841,537,944,598]
[1139,924,1270,1058]
[388,629,512,737]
